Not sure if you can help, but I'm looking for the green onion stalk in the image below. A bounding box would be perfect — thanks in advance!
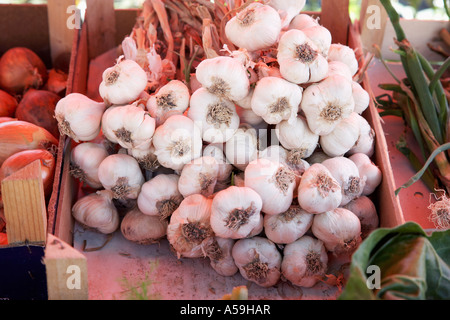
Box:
[378,0,450,196]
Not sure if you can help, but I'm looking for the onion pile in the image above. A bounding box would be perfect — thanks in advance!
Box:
[67,0,383,290]
[0,46,67,246]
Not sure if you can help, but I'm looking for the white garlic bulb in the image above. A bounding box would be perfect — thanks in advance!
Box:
[321,156,365,206]
[195,56,250,102]
[276,115,319,159]
[178,156,220,198]
[281,235,328,288]
[352,81,370,114]
[289,13,319,30]
[232,236,282,288]
[188,87,240,143]
[147,80,190,127]
[297,163,342,214]
[327,60,354,81]
[101,104,156,150]
[225,124,259,171]
[210,186,263,239]
[152,115,203,171]
[277,29,328,84]
[202,237,238,277]
[244,158,296,215]
[235,87,254,110]
[343,196,379,238]
[263,205,314,245]
[236,105,265,127]
[349,153,382,196]
[97,154,145,200]
[203,144,233,183]
[259,145,310,190]
[225,2,282,52]
[137,174,183,220]
[320,112,361,157]
[268,0,306,29]
[55,93,106,143]
[99,58,148,105]
[301,25,332,57]
[120,207,168,244]
[301,74,355,136]
[347,114,375,157]
[251,76,303,125]
[311,208,362,255]
[70,142,109,189]
[167,194,214,259]
[327,44,359,77]
[72,190,120,234]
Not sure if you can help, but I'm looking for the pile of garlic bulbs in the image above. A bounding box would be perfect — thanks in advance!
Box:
[60,1,383,290]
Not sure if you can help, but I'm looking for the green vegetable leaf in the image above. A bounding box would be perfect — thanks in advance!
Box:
[338,222,450,300]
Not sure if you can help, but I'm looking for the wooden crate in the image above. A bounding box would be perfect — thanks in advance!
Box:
[0,2,89,300]
[51,0,404,300]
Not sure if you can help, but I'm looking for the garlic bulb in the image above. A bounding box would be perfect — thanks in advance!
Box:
[97,154,145,200]
[99,58,148,105]
[203,237,238,277]
[327,61,353,81]
[101,104,156,150]
[268,0,306,29]
[137,174,183,220]
[70,142,109,189]
[225,124,259,171]
[72,190,120,234]
[210,186,263,239]
[244,158,296,215]
[352,81,370,114]
[347,114,375,157]
[327,44,359,77]
[301,74,355,136]
[128,144,160,172]
[234,87,254,110]
[263,205,314,244]
[301,25,332,57]
[236,106,265,127]
[276,115,319,159]
[178,156,220,198]
[188,87,240,143]
[281,235,328,288]
[251,76,303,125]
[259,145,310,189]
[343,196,379,238]
[225,2,282,52]
[277,29,328,84]
[147,80,190,127]
[152,115,203,171]
[297,163,342,214]
[289,13,319,30]
[55,93,106,143]
[167,194,214,259]
[320,112,361,157]
[311,208,362,255]
[321,156,365,206]
[121,207,168,244]
[203,144,233,183]
[232,236,282,288]
[349,153,382,196]
[195,56,250,102]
